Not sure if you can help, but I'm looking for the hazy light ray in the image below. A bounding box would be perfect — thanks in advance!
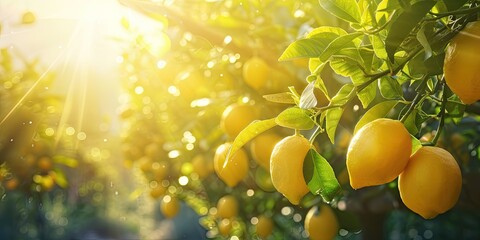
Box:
[0,50,63,127]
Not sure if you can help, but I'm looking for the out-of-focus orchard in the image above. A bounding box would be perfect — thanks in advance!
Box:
[1,0,480,239]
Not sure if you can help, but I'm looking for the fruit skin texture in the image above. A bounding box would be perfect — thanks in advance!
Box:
[256,215,274,239]
[270,135,310,205]
[398,146,462,219]
[347,118,412,189]
[160,195,180,218]
[304,205,339,240]
[242,57,270,90]
[214,143,249,187]
[444,21,480,104]
[216,195,238,219]
[250,132,283,171]
[220,104,258,139]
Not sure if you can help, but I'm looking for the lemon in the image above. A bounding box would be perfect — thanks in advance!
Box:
[347,118,412,189]
[160,195,180,218]
[304,205,339,240]
[444,21,480,104]
[216,195,238,219]
[214,142,249,187]
[242,56,270,90]
[270,135,310,205]
[256,215,274,239]
[250,132,283,171]
[398,146,462,219]
[220,103,259,139]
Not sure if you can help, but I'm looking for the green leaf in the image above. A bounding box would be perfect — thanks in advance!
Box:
[357,83,377,108]
[300,80,318,109]
[303,149,342,202]
[370,34,388,60]
[411,135,422,156]
[263,93,296,104]
[53,155,78,168]
[442,0,468,11]
[319,0,362,23]
[325,107,344,143]
[403,109,419,135]
[446,97,466,123]
[307,26,347,38]
[354,100,398,134]
[226,118,277,164]
[379,76,403,99]
[319,32,363,62]
[330,84,354,106]
[279,38,329,61]
[276,107,315,130]
[416,24,433,60]
[385,0,436,61]
[53,168,68,188]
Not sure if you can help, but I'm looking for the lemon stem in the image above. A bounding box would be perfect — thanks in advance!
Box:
[400,75,429,123]
[429,81,448,146]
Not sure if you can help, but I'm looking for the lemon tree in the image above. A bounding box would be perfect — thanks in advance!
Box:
[118,0,480,239]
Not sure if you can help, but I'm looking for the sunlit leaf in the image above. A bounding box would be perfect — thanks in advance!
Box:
[226,118,277,164]
[303,149,342,202]
[325,107,344,143]
[370,34,388,60]
[416,24,433,60]
[53,155,78,168]
[276,107,315,130]
[307,26,347,38]
[404,109,419,135]
[279,38,330,61]
[319,32,363,62]
[52,168,68,188]
[385,0,436,61]
[354,100,398,134]
[411,135,422,156]
[319,0,362,23]
[330,84,354,106]
[357,83,377,108]
[263,92,296,104]
[379,76,403,99]
[300,80,318,109]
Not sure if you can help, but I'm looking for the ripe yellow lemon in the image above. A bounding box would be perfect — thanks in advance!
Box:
[270,135,310,205]
[218,218,232,236]
[242,56,270,90]
[304,205,339,240]
[191,154,213,179]
[214,142,249,187]
[160,195,180,218]
[444,21,480,104]
[398,146,462,219]
[347,118,412,189]
[216,195,238,219]
[250,132,283,171]
[256,215,274,239]
[220,103,259,139]
[21,11,36,24]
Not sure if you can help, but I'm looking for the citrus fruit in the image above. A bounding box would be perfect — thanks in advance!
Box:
[21,11,36,24]
[216,195,238,219]
[160,195,180,218]
[250,132,283,171]
[220,103,259,139]
[347,118,412,189]
[256,215,274,239]
[213,142,249,187]
[4,178,19,190]
[444,20,480,104]
[398,146,462,219]
[304,205,339,240]
[191,154,213,179]
[218,218,232,236]
[149,184,167,199]
[270,134,310,205]
[37,156,53,172]
[242,56,270,90]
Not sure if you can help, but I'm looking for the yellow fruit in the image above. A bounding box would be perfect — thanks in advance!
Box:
[220,103,259,139]
[191,154,213,179]
[398,146,462,219]
[160,195,180,218]
[270,135,310,205]
[218,218,232,236]
[347,118,412,189]
[304,205,339,240]
[37,156,53,172]
[216,195,238,219]
[250,132,283,171]
[4,178,19,190]
[214,143,249,187]
[256,215,274,239]
[21,11,36,24]
[149,185,166,199]
[40,175,55,191]
[444,21,480,104]
[242,56,270,90]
